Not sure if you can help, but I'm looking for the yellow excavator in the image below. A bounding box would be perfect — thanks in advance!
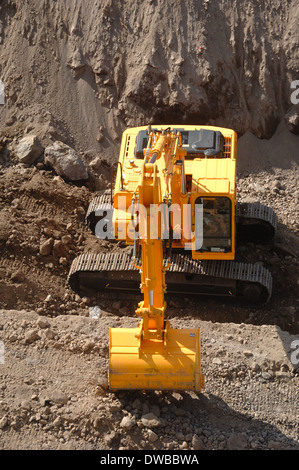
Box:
[68,125,277,392]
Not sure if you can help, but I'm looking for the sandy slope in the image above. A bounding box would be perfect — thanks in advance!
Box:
[0,0,298,163]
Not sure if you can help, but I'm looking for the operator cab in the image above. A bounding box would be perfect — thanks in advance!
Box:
[134,128,226,159]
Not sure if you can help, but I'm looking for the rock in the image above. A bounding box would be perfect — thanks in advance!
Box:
[174,407,185,417]
[150,405,160,417]
[285,106,299,134]
[25,329,40,344]
[251,440,260,449]
[67,49,86,77]
[21,400,31,411]
[107,402,122,413]
[40,238,54,256]
[53,416,62,427]
[52,240,68,257]
[212,357,222,365]
[44,141,88,181]
[179,441,189,450]
[48,389,68,405]
[243,349,253,358]
[15,135,43,164]
[61,235,72,245]
[192,434,204,450]
[0,416,8,429]
[89,306,101,319]
[142,403,150,415]
[97,131,105,143]
[10,270,25,282]
[141,412,163,429]
[97,375,109,390]
[82,339,95,352]
[104,431,117,445]
[43,328,55,340]
[261,371,273,381]
[176,431,185,440]
[89,157,101,170]
[66,223,74,232]
[112,301,121,310]
[120,415,135,430]
[131,398,142,411]
[36,317,50,329]
[275,371,291,380]
[147,429,159,442]
[267,440,284,450]
[59,257,68,266]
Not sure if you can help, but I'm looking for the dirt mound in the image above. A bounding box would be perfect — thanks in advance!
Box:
[0,0,298,166]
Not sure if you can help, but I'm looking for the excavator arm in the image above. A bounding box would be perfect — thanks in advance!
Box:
[109,129,204,391]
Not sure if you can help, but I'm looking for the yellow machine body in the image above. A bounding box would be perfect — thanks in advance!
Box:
[109,125,237,391]
[113,124,237,261]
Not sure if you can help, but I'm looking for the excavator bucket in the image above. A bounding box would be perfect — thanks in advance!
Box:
[109,325,204,391]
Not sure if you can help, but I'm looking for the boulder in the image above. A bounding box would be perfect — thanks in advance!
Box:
[15,135,43,164]
[44,141,88,181]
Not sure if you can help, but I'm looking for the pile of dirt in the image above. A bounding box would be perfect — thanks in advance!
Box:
[0,0,298,165]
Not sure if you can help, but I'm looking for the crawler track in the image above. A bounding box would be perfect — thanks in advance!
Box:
[68,251,272,305]
[236,201,277,243]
